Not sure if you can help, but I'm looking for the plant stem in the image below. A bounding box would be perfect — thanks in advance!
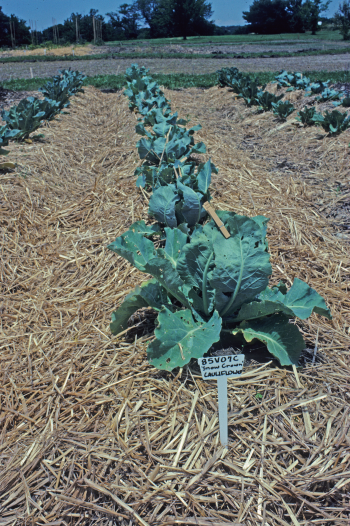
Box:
[202,252,214,316]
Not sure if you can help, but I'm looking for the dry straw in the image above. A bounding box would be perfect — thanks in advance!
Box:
[0,85,349,526]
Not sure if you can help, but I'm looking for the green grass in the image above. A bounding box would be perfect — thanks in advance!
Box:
[2,70,350,93]
[1,46,350,64]
[105,29,346,46]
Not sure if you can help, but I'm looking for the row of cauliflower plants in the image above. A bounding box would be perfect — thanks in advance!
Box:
[0,69,86,155]
[107,64,331,372]
[218,67,350,134]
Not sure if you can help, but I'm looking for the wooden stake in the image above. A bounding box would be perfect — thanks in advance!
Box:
[203,202,230,238]
[76,15,79,43]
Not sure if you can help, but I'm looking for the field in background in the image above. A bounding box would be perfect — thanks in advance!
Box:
[1,30,350,86]
[105,29,346,45]
[2,56,350,86]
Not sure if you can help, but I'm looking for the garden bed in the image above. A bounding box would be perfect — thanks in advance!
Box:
[0,86,349,525]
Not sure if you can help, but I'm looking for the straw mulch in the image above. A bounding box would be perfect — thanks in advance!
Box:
[0,44,101,59]
[0,85,349,526]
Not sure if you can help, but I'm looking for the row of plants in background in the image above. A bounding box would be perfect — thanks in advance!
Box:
[124,63,215,229]
[107,64,331,373]
[0,69,86,155]
[275,70,350,105]
[218,66,350,134]
[3,71,350,95]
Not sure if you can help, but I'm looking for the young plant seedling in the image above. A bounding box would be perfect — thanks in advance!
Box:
[271,100,295,120]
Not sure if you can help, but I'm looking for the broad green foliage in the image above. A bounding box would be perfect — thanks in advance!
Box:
[112,64,332,372]
[148,160,215,228]
[124,64,214,229]
[305,80,330,95]
[296,106,323,125]
[275,70,310,91]
[0,68,85,148]
[316,88,343,102]
[239,78,265,107]
[217,67,264,102]
[39,69,86,111]
[232,314,305,366]
[255,90,284,112]
[148,309,222,371]
[108,213,331,370]
[217,67,243,88]
[1,97,60,139]
[0,125,20,155]
[318,109,350,134]
[217,67,350,136]
[124,63,171,115]
[135,111,205,168]
[110,278,172,334]
[271,100,295,120]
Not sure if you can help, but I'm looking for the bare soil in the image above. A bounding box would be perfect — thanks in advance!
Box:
[2,40,349,60]
[107,40,350,54]
[1,53,350,81]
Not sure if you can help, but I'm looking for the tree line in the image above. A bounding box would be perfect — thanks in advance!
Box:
[243,0,331,35]
[1,0,350,48]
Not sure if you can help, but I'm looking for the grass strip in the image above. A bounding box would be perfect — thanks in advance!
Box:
[2,70,350,93]
[104,30,344,44]
[1,47,350,64]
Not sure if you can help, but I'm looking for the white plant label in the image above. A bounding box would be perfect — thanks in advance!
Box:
[198,354,245,446]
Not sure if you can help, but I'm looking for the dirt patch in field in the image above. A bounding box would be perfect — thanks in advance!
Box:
[2,54,350,81]
[107,40,350,55]
[0,86,349,525]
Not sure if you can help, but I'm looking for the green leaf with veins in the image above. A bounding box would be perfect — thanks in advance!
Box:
[232,314,305,366]
[148,185,179,227]
[176,181,204,227]
[107,229,156,272]
[258,278,332,320]
[147,308,222,371]
[177,233,215,315]
[144,259,193,309]
[110,279,172,334]
[157,227,188,267]
[210,216,271,317]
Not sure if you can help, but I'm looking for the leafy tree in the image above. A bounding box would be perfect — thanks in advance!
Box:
[0,7,31,47]
[172,0,214,39]
[40,9,109,44]
[132,0,172,37]
[243,0,330,33]
[130,0,214,39]
[242,0,291,33]
[302,0,331,34]
[286,0,308,32]
[107,4,141,40]
[333,0,350,39]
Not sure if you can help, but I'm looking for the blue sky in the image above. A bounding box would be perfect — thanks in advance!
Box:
[3,0,339,32]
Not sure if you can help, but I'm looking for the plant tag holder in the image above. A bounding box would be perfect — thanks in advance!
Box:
[198,354,245,446]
